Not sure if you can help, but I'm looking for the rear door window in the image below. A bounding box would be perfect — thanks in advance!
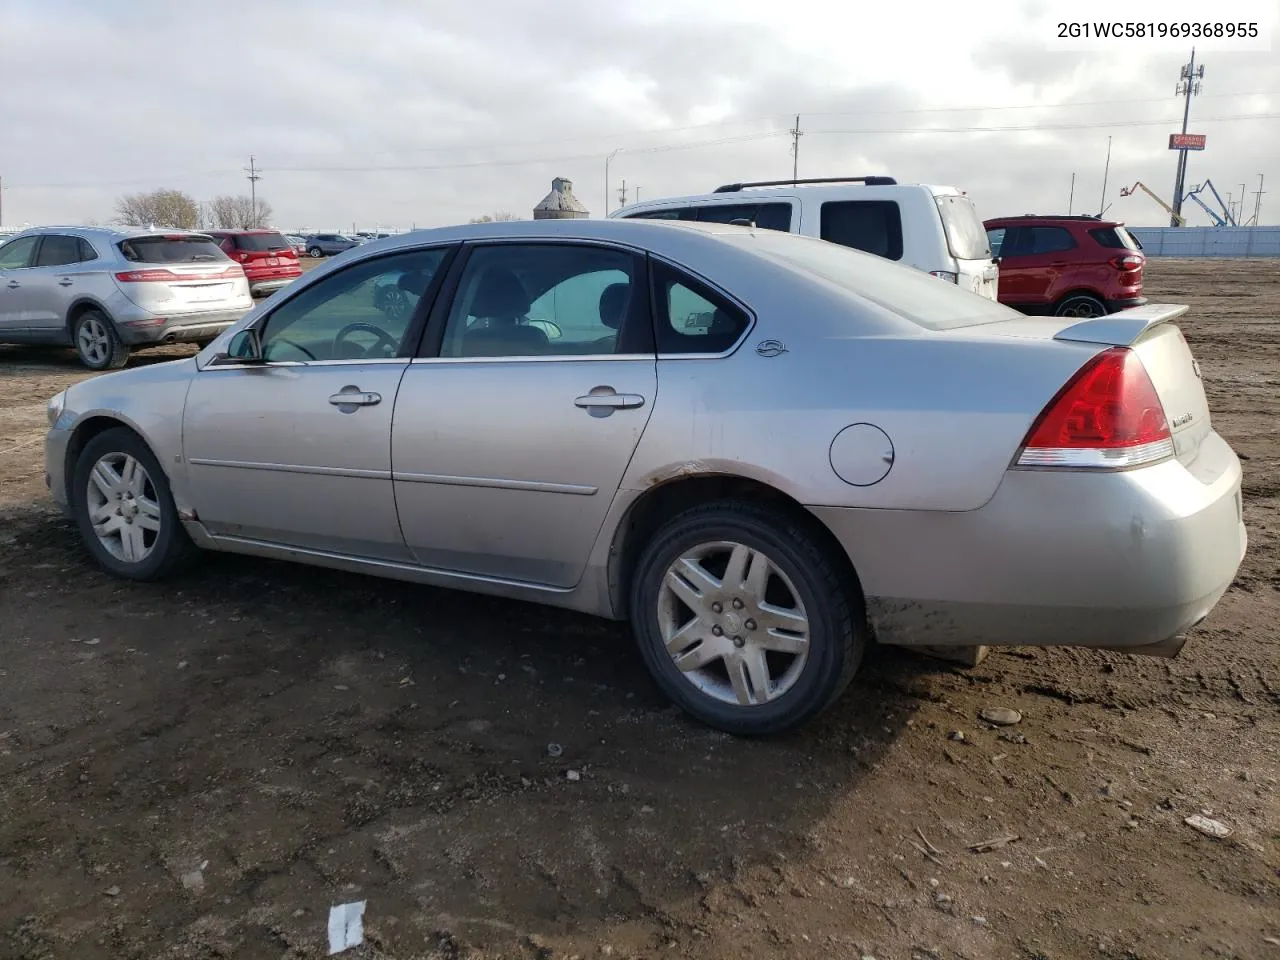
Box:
[650,260,751,354]
[1007,226,1076,256]
[118,235,228,264]
[819,200,904,260]
[34,234,87,267]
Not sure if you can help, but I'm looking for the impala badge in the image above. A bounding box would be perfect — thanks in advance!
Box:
[1171,411,1194,428]
[755,339,789,358]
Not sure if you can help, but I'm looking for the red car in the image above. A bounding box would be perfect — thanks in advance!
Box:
[982,215,1146,318]
[204,229,302,298]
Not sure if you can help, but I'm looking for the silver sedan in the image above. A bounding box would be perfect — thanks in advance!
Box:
[43,219,1247,734]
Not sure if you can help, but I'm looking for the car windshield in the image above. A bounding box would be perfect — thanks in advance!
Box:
[118,235,228,263]
[727,230,1019,331]
[935,195,992,261]
[236,232,290,252]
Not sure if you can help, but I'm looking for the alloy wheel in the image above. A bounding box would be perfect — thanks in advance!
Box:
[656,540,810,706]
[85,452,162,563]
[77,315,111,366]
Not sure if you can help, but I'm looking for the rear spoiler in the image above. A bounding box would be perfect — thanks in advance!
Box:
[1053,303,1189,348]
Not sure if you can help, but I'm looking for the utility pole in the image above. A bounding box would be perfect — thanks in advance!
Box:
[244,155,263,227]
[1068,172,1075,215]
[1251,174,1265,226]
[1238,183,1247,224]
[1098,136,1112,217]
[617,179,628,210]
[0,174,4,228]
[789,114,803,182]
[1170,48,1204,227]
[634,186,641,203]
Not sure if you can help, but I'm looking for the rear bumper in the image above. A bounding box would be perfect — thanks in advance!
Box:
[120,309,248,346]
[810,431,1246,654]
[249,276,299,296]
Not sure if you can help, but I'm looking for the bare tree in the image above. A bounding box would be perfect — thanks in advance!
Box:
[468,210,520,223]
[209,194,274,229]
[114,189,199,229]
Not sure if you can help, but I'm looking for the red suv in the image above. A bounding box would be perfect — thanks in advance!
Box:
[982,215,1145,318]
[204,229,302,298]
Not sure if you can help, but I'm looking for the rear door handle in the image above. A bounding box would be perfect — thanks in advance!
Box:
[4,281,18,289]
[329,390,381,406]
[58,278,74,287]
[574,393,645,410]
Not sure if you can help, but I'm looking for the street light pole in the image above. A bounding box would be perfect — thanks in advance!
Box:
[604,148,620,216]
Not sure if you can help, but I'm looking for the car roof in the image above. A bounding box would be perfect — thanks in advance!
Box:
[612,181,963,217]
[985,215,1124,227]
[0,225,218,241]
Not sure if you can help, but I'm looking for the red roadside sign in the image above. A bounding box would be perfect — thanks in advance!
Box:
[1169,133,1206,150]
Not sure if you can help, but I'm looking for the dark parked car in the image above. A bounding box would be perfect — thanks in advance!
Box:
[303,233,361,258]
[983,215,1146,318]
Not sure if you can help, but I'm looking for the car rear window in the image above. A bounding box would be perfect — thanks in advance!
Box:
[233,232,291,252]
[118,235,228,263]
[727,230,1020,331]
[820,200,904,260]
[1089,226,1142,251]
[935,195,992,261]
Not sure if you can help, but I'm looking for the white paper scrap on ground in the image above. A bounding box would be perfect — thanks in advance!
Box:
[327,900,366,955]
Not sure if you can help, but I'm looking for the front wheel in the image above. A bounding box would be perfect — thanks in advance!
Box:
[71,427,198,581]
[308,246,324,258]
[629,501,864,735]
[73,310,130,370]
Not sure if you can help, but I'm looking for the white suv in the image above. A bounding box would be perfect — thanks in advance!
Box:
[610,176,999,301]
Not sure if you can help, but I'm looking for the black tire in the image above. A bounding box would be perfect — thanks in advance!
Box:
[71,427,198,581]
[1053,293,1108,319]
[629,500,864,736]
[308,246,324,258]
[72,309,130,370]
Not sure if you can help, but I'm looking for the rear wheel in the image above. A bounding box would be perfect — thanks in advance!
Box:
[71,427,198,581]
[1053,293,1108,318]
[308,246,323,258]
[629,501,864,735]
[73,310,129,370]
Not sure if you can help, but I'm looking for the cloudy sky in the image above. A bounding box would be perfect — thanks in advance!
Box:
[1,0,1277,232]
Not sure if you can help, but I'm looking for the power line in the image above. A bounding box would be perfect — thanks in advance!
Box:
[10,109,1279,189]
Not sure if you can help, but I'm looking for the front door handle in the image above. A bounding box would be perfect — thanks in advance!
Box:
[574,393,645,410]
[329,390,381,407]
[4,281,18,289]
[58,278,74,287]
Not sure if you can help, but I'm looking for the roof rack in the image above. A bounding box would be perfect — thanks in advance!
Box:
[713,176,898,193]
[998,214,1105,221]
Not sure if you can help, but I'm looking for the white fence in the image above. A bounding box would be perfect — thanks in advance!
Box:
[1127,226,1280,258]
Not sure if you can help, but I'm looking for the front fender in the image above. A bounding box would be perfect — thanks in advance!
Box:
[56,359,198,515]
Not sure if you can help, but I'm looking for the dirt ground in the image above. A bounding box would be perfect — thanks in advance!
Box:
[1,259,1277,960]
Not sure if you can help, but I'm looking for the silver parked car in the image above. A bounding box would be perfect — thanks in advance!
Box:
[42,219,1246,734]
[0,227,252,369]
[303,233,361,258]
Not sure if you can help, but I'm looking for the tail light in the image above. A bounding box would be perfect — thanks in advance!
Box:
[114,266,243,282]
[929,270,959,283]
[1016,347,1173,470]
[1110,255,1143,271]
